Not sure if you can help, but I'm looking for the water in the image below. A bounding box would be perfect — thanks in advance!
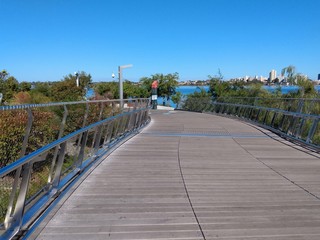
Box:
[158,86,209,108]
[159,85,320,108]
[262,85,299,94]
[86,85,320,107]
[86,88,95,99]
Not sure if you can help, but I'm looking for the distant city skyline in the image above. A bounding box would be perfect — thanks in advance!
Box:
[1,0,320,82]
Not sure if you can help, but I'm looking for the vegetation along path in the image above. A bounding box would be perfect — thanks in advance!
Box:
[31,110,320,240]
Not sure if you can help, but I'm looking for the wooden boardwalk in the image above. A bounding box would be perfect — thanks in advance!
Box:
[32,110,320,240]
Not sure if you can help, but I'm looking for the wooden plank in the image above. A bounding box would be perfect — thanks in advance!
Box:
[33,110,320,240]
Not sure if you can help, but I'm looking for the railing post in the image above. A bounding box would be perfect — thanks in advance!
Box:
[74,102,89,168]
[4,167,22,229]
[48,105,68,183]
[295,118,305,139]
[104,121,114,146]
[270,111,277,127]
[93,126,104,153]
[20,108,33,158]
[7,162,32,233]
[306,119,319,143]
[52,142,67,189]
[77,130,89,167]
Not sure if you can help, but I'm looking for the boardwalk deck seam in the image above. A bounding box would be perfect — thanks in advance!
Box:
[177,136,206,240]
[233,138,320,202]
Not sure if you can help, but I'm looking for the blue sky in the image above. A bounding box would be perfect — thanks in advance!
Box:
[1,0,320,82]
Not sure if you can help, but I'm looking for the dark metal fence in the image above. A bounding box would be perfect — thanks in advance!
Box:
[0,99,150,239]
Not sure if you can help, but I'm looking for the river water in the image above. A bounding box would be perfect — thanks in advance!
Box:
[87,85,320,108]
[158,85,320,108]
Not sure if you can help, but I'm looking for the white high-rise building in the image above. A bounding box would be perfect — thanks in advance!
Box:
[269,70,277,81]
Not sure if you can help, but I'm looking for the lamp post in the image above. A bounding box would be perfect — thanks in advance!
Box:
[75,72,80,87]
[117,64,133,108]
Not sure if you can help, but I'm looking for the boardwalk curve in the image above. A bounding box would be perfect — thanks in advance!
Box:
[31,110,320,240]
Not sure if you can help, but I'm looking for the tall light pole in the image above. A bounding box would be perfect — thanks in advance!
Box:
[75,72,80,87]
[118,64,133,108]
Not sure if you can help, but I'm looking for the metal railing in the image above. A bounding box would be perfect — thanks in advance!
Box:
[177,97,320,151]
[0,98,150,239]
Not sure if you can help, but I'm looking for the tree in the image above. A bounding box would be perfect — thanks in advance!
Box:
[31,82,52,98]
[281,65,296,85]
[208,69,229,99]
[171,91,182,109]
[296,74,317,97]
[209,79,231,99]
[139,72,179,102]
[51,72,92,102]
[123,81,148,98]
[0,70,8,80]
[0,74,19,102]
[19,81,32,92]
[182,89,212,112]
[94,82,119,99]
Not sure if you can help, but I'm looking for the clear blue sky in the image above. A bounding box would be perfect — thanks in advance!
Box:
[1,0,320,82]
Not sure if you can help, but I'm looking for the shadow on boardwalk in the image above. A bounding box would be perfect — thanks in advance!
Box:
[32,110,320,240]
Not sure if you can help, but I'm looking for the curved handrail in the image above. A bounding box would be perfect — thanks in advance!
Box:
[0,101,150,239]
[0,98,148,111]
[177,97,320,151]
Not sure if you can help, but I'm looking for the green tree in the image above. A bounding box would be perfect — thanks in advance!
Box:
[29,91,52,103]
[19,81,32,92]
[183,89,212,112]
[31,82,52,98]
[296,74,317,97]
[208,69,231,99]
[51,72,92,102]
[139,72,179,102]
[209,79,231,99]
[0,70,8,80]
[123,81,148,98]
[281,65,296,85]
[94,82,119,99]
[171,91,182,108]
[0,70,20,103]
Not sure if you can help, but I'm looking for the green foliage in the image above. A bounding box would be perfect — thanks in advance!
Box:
[32,82,52,98]
[209,79,231,98]
[0,73,19,103]
[296,75,317,97]
[139,72,179,101]
[123,81,149,98]
[51,72,92,102]
[171,91,182,108]
[0,111,25,167]
[281,65,296,85]
[92,80,148,100]
[0,110,60,168]
[51,79,83,101]
[182,88,212,112]
[29,91,52,103]
[94,82,119,99]
[19,81,32,92]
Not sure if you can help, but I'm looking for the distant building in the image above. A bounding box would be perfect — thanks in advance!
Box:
[269,70,277,82]
[318,74,320,80]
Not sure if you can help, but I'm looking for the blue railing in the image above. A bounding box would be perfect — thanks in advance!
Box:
[0,99,150,239]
